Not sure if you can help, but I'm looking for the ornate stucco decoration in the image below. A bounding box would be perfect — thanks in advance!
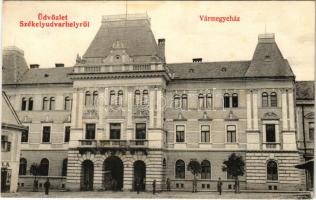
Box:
[224,110,239,121]
[22,115,32,123]
[304,112,314,119]
[133,105,149,118]
[102,40,133,65]
[63,114,71,123]
[198,111,212,121]
[262,112,279,120]
[41,115,53,123]
[83,108,99,119]
[174,112,187,121]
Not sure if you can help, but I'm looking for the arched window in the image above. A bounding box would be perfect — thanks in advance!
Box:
[232,93,238,108]
[175,160,185,179]
[49,97,55,110]
[28,98,33,111]
[262,92,268,107]
[181,94,188,109]
[206,93,212,109]
[198,93,205,109]
[64,96,72,110]
[117,90,123,105]
[163,158,167,169]
[85,91,91,106]
[19,158,27,175]
[142,90,149,105]
[42,97,49,110]
[224,93,230,108]
[21,97,27,111]
[40,158,49,176]
[62,158,68,176]
[134,90,141,105]
[92,91,98,106]
[267,160,278,181]
[174,94,180,109]
[110,90,116,105]
[201,160,211,179]
[270,92,277,107]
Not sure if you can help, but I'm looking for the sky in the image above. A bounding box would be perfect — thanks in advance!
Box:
[2,1,315,80]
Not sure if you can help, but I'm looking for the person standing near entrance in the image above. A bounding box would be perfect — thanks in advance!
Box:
[136,178,140,194]
[217,177,223,195]
[166,178,171,191]
[44,178,50,195]
[152,179,156,194]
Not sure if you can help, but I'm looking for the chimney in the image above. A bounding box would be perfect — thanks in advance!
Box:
[30,64,40,69]
[258,33,275,43]
[55,63,64,68]
[158,38,165,62]
[192,58,202,63]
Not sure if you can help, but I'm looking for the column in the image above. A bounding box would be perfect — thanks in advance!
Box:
[126,90,133,140]
[288,90,295,131]
[246,92,252,130]
[97,88,105,140]
[252,91,258,130]
[281,91,288,130]
[149,90,155,128]
[78,91,84,129]
[156,89,162,128]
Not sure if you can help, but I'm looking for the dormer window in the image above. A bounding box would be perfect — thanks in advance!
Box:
[115,55,120,60]
[264,55,272,61]
[188,69,194,73]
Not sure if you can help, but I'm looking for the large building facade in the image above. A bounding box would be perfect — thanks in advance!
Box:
[2,14,311,192]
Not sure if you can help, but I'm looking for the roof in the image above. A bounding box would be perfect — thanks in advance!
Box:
[296,81,315,100]
[83,16,160,62]
[167,61,250,79]
[16,67,73,84]
[2,91,25,130]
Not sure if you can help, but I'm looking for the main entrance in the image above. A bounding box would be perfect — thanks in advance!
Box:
[133,160,146,191]
[81,160,94,191]
[103,156,124,191]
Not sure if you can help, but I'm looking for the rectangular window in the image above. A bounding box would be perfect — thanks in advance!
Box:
[110,123,121,140]
[232,94,238,107]
[64,126,71,142]
[42,126,51,143]
[136,123,146,140]
[201,125,210,143]
[176,125,185,143]
[1,136,10,152]
[85,124,95,139]
[224,96,230,108]
[266,124,276,142]
[309,122,314,141]
[227,125,236,143]
[21,126,29,143]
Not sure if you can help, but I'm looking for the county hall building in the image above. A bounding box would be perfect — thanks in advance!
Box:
[2,13,312,192]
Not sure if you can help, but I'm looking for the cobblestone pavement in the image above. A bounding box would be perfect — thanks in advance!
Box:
[1,191,312,199]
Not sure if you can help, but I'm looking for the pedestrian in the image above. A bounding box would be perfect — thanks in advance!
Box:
[217,177,222,195]
[152,179,156,194]
[235,178,240,193]
[166,178,170,191]
[136,178,140,194]
[44,178,50,195]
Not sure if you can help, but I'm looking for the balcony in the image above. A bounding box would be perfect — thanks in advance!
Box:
[79,140,97,147]
[99,140,128,148]
[129,140,148,148]
[262,142,281,150]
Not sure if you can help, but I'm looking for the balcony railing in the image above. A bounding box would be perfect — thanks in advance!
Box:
[262,142,281,150]
[99,140,128,148]
[129,140,148,148]
[79,140,97,147]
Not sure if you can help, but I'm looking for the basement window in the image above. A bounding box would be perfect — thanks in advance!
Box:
[221,67,227,72]
[188,68,194,73]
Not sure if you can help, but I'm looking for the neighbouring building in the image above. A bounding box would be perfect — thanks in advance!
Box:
[2,13,311,192]
[1,91,26,192]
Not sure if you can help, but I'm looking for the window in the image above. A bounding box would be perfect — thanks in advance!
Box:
[267,160,278,181]
[62,159,68,176]
[85,91,91,106]
[175,160,185,179]
[224,93,230,108]
[19,158,27,175]
[42,126,51,143]
[64,126,71,143]
[40,158,49,176]
[136,123,146,140]
[134,90,141,105]
[174,95,180,109]
[85,123,96,139]
[110,123,121,139]
[28,98,33,111]
[92,91,98,106]
[198,93,205,109]
[201,160,211,179]
[227,125,236,143]
[21,126,29,143]
[64,96,72,110]
[42,97,49,110]
[21,98,27,111]
[142,90,149,105]
[1,136,10,152]
[270,92,277,107]
[201,125,210,143]
[176,125,185,143]
[110,90,116,105]
[181,94,188,109]
[262,92,268,107]
[266,124,276,142]
[309,122,314,141]
[49,97,55,110]
[206,93,212,109]
[232,93,238,108]
[117,90,123,105]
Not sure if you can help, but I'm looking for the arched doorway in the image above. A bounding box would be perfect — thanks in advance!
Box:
[133,160,146,191]
[81,160,94,191]
[103,156,124,191]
